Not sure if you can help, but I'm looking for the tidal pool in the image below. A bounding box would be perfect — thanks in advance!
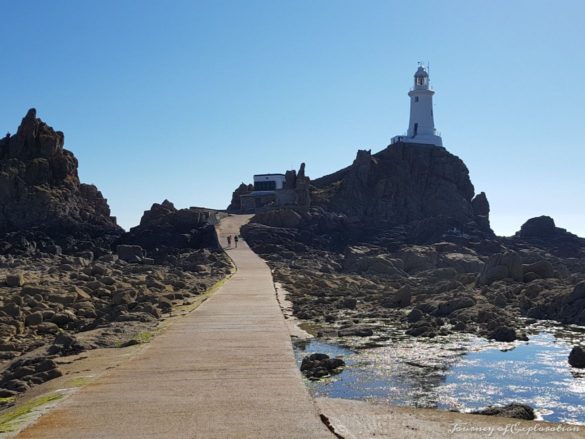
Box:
[295,325,585,424]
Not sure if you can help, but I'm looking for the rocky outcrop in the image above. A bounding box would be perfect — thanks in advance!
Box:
[117,200,220,257]
[227,183,253,213]
[343,246,406,277]
[478,252,523,285]
[0,109,119,235]
[509,216,585,258]
[281,163,311,208]
[519,216,557,239]
[311,142,494,244]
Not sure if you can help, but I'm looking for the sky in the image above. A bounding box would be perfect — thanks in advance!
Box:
[1,1,584,236]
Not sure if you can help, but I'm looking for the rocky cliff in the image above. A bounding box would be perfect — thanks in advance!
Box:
[311,142,493,244]
[0,109,119,235]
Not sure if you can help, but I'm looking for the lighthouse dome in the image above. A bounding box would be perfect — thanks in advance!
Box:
[414,66,429,78]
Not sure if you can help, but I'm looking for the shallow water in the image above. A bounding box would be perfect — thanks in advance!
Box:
[295,326,585,424]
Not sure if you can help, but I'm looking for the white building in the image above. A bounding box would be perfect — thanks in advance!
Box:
[392,65,443,147]
[253,174,286,191]
[239,174,286,212]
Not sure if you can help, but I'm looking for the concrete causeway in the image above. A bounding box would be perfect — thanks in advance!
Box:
[17,215,332,439]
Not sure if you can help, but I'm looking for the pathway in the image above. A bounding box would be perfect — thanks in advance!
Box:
[17,215,331,439]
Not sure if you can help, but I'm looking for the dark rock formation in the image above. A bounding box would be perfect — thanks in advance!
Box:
[47,332,85,356]
[519,216,557,238]
[282,163,311,208]
[0,357,62,395]
[569,346,585,368]
[116,244,145,262]
[300,353,345,379]
[117,200,220,257]
[0,109,119,234]
[508,216,585,258]
[478,251,523,285]
[227,183,253,213]
[311,142,494,244]
[471,403,535,420]
[489,326,517,342]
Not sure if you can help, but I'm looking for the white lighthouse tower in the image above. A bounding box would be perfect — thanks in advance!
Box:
[392,64,443,147]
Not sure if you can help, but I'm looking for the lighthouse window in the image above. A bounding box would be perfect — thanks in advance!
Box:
[415,97,419,102]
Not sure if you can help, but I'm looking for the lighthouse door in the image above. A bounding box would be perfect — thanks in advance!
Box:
[414,123,418,136]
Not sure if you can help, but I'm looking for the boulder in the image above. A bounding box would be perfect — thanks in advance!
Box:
[522,260,554,281]
[336,297,357,310]
[24,312,43,327]
[343,246,405,277]
[116,245,144,262]
[471,403,535,420]
[569,346,585,368]
[47,332,85,356]
[380,286,411,308]
[407,308,424,323]
[489,326,517,342]
[436,296,476,316]
[399,246,438,273]
[112,290,137,306]
[406,321,437,338]
[300,353,345,379]
[2,303,22,319]
[440,253,484,273]
[478,252,523,285]
[5,273,24,287]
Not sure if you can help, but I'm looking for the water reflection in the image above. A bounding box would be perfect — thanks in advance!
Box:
[294,324,585,424]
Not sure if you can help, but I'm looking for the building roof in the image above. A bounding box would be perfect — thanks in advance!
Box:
[254,173,285,177]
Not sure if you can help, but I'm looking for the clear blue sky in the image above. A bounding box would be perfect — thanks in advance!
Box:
[1,1,583,236]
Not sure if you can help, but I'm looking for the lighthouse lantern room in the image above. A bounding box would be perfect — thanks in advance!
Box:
[392,64,443,147]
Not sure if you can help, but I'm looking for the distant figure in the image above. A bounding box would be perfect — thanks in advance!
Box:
[227,235,232,248]
[234,235,239,248]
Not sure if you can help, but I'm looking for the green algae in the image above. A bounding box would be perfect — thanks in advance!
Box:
[0,393,63,433]
[67,376,92,388]
[134,331,154,343]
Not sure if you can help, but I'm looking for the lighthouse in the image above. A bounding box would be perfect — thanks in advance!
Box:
[392,64,443,147]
